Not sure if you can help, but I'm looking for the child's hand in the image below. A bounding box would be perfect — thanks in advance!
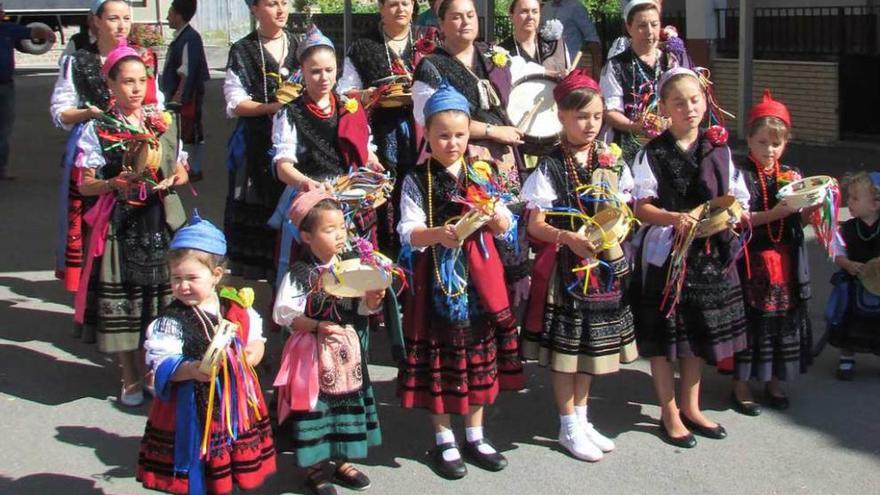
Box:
[188,361,213,382]
[364,289,385,310]
[153,175,178,191]
[487,211,509,234]
[675,212,697,233]
[564,231,597,260]
[435,225,461,248]
[844,260,865,277]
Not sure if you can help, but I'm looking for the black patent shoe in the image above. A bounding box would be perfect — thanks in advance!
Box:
[461,439,508,472]
[305,466,337,495]
[428,442,467,480]
[764,386,790,410]
[333,463,371,491]
[659,422,697,449]
[680,412,727,440]
[731,391,762,416]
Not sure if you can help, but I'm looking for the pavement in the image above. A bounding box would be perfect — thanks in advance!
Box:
[1,72,879,495]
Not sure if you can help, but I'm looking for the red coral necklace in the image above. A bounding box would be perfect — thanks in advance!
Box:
[751,154,784,244]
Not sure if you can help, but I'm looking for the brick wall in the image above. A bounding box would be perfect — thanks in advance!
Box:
[711,58,839,143]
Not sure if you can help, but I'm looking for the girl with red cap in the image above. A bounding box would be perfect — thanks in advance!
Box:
[729,90,815,415]
[520,69,637,461]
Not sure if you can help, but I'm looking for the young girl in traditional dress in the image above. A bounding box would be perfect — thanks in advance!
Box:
[631,67,749,448]
[730,90,813,414]
[828,172,880,380]
[397,83,523,479]
[72,42,188,406]
[273,190,386,495]
[520,69,637,461]
[137,213,276,494]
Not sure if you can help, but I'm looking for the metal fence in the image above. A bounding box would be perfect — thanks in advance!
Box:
[715,5,880,59]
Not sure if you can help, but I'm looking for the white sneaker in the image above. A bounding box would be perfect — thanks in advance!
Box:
[120,386,144,407]
[558,425,603,462]
[582,422,615,453]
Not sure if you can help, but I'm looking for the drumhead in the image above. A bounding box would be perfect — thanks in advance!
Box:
[507,74,561,141]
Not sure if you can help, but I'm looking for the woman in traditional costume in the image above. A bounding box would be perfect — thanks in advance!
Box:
[397,82,523,480]
[500,0,569,78]
[73,43,188,406]
[223,0,299,281]
[600,0,691,165]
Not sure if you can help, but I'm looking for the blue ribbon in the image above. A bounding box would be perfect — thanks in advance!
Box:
[225,121,246,172]
[269,185,301,288]
[155,356,206,495]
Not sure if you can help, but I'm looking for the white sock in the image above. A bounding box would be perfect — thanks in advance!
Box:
[465,426,496,454]
[560,413,580,432]
[435,429,460,461]
[574,405,588,424]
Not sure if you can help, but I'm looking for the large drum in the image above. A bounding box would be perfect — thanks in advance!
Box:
[506,74,561,156]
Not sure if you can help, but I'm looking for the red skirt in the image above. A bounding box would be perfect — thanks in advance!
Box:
[398,240,524,416]
[137,388,276,494]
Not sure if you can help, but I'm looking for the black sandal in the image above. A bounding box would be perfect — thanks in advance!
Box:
[305,465,337,495]
[334,462,371,491]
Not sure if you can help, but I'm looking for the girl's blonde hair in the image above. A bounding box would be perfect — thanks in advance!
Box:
[843,171,880,202]
[167,248,227,273]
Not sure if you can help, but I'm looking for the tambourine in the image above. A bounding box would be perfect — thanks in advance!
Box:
[777,175,835,210]
[123,140,162,175]
[275,82,303,105]
[320,257,394,298]
[199,319,239,374]
[578,207,629,261]
[689,195,744,238]
[333,171,393,209]
[377,83,412,108]
[453,208,492,241]
[860,258,880,296]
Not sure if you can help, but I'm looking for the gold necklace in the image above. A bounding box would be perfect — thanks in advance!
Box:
[427,160,468,298]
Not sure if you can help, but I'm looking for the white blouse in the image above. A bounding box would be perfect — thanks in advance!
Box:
[273,262,379,328]
[336,57,364,95]
[50,55,165,131]
[223,68,251,118]
[396,159,515,250]
[270,106,377,165]
[630,146,751,210]
[143,299,266,372]
[599,62,626,114]
[521,161,635,210]
[75,120,187,170]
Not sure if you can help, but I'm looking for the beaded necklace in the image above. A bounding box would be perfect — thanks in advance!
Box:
[258,30,289,104]
[382,24,414,77]
[856,218,880,241]
[304,93,337,120]
[751,155,785,244]
[427,158,468,298]
[561,141,595,230]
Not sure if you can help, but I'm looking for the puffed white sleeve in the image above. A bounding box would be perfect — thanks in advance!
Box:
[224,68,251,118]
[397,174,428,251]
[50,57,79,130]
[412,80,437,126]
[246,307,267,343]
[143,317,185,372]
[492,201,515,238]
[600,62,625,113]
[520,166,557,210]
[631,148,657,200]
[728,150,751,210]
[336,57,364,95]
[618,163,635,204]
[77,122,106,169]
[273,271,309,327]
[271,108,298,164]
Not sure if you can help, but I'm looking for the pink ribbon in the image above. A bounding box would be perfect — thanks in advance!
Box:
[273,330,319,423]
[73,193,115,323]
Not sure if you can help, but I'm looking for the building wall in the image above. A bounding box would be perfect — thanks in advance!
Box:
[712,58,839,143]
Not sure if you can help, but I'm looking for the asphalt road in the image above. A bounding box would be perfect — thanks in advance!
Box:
[0,72,878,495]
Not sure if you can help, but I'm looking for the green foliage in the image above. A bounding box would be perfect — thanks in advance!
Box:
[497,0,620,16]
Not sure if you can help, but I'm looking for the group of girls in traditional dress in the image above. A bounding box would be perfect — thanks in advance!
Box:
[47,0,879,494]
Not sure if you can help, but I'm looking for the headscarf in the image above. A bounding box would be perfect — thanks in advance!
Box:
[169,210,227,256]
[101,39,141,79]
[423,80,470,121]
[747,89,792,128]
[656,66,699,98]
[288,188,335,231]
[552,68,601,103]
[623,0,659,22]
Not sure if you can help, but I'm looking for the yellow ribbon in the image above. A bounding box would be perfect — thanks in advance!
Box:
[571,259,601,295]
